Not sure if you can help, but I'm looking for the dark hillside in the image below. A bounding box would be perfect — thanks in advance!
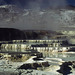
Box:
[0,28,25,41]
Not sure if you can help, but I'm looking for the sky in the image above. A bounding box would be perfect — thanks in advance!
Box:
[0,0,75,8]
[67,0,75,6]
[0,0,75,30]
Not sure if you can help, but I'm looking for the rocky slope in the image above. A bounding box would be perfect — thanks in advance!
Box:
[23,30,62,39]
[0,28,63,41]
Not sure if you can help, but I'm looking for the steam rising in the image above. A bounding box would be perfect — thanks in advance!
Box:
[0,0,72,30]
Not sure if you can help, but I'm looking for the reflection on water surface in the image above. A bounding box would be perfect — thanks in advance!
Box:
[42,52,75,61]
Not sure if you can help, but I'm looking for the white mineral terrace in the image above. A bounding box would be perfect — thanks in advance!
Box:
[0,39,72,52]
[0,56,63,75]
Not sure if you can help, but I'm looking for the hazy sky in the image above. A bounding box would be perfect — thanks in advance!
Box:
[0,0,75,8]
[0,0,75,30]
